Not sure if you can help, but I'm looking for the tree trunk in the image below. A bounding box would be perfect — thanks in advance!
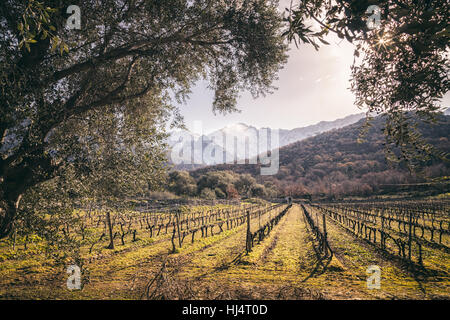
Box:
[0,196,21,239]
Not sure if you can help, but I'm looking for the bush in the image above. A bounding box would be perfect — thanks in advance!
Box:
[250,184,266,197]
[214,188,226,199]
[226,185,240,199]
[167,171,197,196]
[234,174,257,197]
[197,171,238,196]
[200,188,216,200]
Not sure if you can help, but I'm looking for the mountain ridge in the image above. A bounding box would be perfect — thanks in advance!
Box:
[167,112,366,169]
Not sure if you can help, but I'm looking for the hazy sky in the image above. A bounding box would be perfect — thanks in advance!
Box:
[176,1,449,134]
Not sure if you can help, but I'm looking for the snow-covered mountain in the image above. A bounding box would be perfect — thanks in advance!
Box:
[167,113,366,170]
[207,123,261,160]
[278,113,365,146]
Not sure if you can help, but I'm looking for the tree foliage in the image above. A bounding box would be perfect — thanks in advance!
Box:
[0,0,288,238]
[168,171,197,196]
[168,169,276,199]
[285,0,449,169]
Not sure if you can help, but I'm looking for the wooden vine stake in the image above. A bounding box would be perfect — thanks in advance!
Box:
[246,210,251,254]
[106,212,115,250]
[171,222,176,253]
[322,213,328,256]
[175,210,182,248]
[408,210,412,261]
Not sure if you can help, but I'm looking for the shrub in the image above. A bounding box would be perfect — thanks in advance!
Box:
[200,188,216,200]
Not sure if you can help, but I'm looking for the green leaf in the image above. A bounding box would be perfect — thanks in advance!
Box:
[51,38,59,52]
[318,38,330,45]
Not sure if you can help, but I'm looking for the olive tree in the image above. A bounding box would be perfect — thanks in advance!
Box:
[0,0,288,238]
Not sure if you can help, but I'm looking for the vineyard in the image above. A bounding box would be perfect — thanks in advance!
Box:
[311,200,450,266]
[0,199,448,300]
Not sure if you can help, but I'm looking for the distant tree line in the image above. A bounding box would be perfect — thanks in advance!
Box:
[166,170,279,200]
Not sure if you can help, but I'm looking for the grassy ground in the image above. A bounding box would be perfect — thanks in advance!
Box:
[0,204,448,300]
